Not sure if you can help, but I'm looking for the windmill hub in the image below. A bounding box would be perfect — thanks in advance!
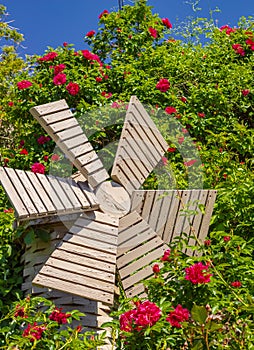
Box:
[95,181,131,218]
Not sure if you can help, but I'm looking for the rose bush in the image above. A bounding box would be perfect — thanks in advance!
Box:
[0,296,106,349]
[0,0,253,347]
[107,232,254,349]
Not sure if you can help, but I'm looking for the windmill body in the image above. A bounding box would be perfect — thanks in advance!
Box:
[0,96,217,312]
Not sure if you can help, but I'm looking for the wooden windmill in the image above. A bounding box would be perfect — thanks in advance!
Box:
[0,96,216,331]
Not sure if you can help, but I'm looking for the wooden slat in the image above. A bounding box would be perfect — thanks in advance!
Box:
[0,167,99,221]
[26,172,56,214]
[30,100,109,188]
[33,212,119,304]
[111,96,168,191]
[133,190,217,250]
[30,99,69,118]
[117,211,167,298]
[0,167,29,218]
[4,168,38,215]
[15,169,48,215]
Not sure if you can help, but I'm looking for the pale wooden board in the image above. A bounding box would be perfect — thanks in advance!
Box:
[0,167,99,221]
[32,212,119,304]
[30,99,109,188]
[30,99,69,118]
[197,190,217,241]
[0,167,29,218]
[131,190,217,250]
[111,96,168,191]
[117,211,167,298]
[3,167,38,215]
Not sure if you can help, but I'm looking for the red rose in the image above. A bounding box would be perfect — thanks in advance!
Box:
[63,42,68,47]
[198,112,205,118]
[51,154,60,162]
[166,304,189,328]
[17,80,32,90]
[162,18,172,29]
[53,73,66,85]
[178,136,184,145]
[242,89,250,96]
[232,44,245,56]
[165,106,177,114]
[152,264,160,274]
[185,262,212,284]
[37,135,51,145]
[156,78,170,92]
[223,236,231,242]
[168,147,176,153]
[66,82,80,95]
[161,249,171,261]
[53,73,66,86]
[148,27,157,39]
[231,281,242,288]
[96,77,103,82]
[86,30,96,37]
[38,51,58,62]
[98,10,109,19]
[19,149,28,155]
[53,64,66,75]
[101,91,112,99]
[49,308,71,324]
[8,101,14,107]
[161,156,168,166]
[31,162,45,174]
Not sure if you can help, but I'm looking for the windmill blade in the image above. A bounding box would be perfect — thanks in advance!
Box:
[32,211,119,305]
[30,100,109,188]
[111,96,168,194]
[131,189,217,251]
[0,167,99,221]
[117,211,168,298]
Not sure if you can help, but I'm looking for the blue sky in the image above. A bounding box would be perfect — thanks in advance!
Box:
[2,0,254,56]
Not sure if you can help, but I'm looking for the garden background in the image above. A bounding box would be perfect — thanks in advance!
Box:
[0,0,253,348]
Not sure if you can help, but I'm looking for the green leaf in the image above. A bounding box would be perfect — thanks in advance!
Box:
[24,229,35,245]
[36,228,50,242]
[191,304,208,324]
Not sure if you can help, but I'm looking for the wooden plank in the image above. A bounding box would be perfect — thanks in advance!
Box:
[130,190,145,214]
[55,177,83,210]
[117,236,165,268]
[57,241,116,264]
[131,97,168,151]
[68,143,94,159]
[46,175,73,211]
[198,190,217,241]
[0,167,29,218]
[121,264,154,290]
[119,245,166,278]
[69,226,118,245]
[65,178,92,209]
[55,125,84,142]
[141,191,156,222]
[50,118,79,133]
[44,259,114,284]
[111,96,170,190]
[160,191,180,243]
[76,181,99,208]
[125,283,145,298]
[6,168,38,215]
[87,168,110,188]
[15,169,47,215]
[48,249,115,274]
[171,190,192,240]
[32,274,114,304]
[25,172,56,214]
[30,99,69,118]
[36,174,65,212]
[41,109,73,125]
[59,133,89,150]
[63,233,117,254]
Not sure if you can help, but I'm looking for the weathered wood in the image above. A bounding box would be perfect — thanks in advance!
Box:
[30,99,109,188]
[0,167,99,221]
[111,96,168,191]
[117,211,167,298]
[32,212,119,304]
[0,167,29,218]
[131,189,217,248]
